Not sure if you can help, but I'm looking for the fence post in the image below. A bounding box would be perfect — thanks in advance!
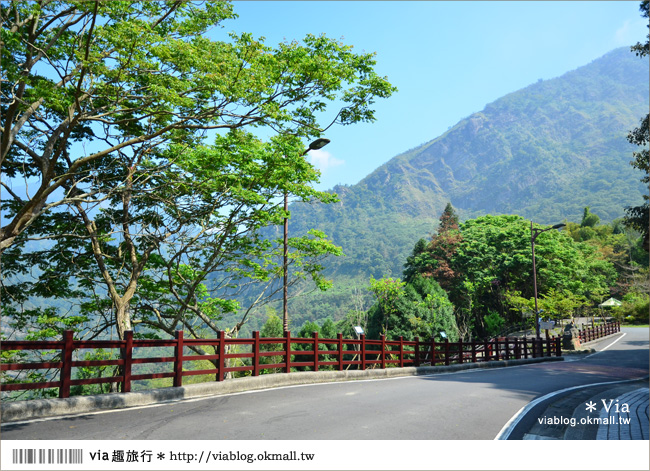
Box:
[444,338,450,366]
[284,331,292,373]
[431,337,436,366]
[458,338,463,364]
[174,330,184,387]
[380,335,386,369]
[252,331,260,376]
[313,331,319,372]
[59,330,74,399]
[494,338,499,361]
[217,330,225,381]
[122,330,133,393]
[523,337,528,359]
[338,333,344,371]
[555,336,562,357]
[531,338,536,358]
[505,337,510,360]
[471,339,477,363]
[399,336,404,368]
[414,336,420,367]
[484,338,489,362]
[361,334,367,370]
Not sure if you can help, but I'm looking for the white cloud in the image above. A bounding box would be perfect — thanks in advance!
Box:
[307,150,344,172]
[614,19,646,47]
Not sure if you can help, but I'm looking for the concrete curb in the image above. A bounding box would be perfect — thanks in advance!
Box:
[1,356,563,423]
[562,348,597,355]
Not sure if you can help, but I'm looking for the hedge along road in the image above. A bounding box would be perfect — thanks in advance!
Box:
[2,328,647,440]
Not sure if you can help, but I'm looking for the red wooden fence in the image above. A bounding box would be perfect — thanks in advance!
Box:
[1,330,566,399]
[578,321,621,344]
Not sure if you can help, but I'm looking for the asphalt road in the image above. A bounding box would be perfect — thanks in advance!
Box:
[2,327,647,440]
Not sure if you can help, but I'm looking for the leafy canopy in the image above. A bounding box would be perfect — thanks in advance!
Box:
[1,1,395,346]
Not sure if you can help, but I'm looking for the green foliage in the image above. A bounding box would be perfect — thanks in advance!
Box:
[483,311,506,338]
[408,214,617,338]
[1,333,59,401]
[624,114,649,252]
[70,350,119,396]
[403,202,462,289]
[565,209,647,300]
[613,292,650,325]
[538,289,589,322]
[581,207,601,228]
[1,0,394,355]
[259,313,284,374]
[1,1,396,252]
[290,317,338,371]
[367,277,406,339]
[366,275,459,342]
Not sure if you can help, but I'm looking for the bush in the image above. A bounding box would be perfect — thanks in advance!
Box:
[614,293,650,325]
[484,311,506,337]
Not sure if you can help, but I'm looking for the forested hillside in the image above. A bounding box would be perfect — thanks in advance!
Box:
[287,47,648,280]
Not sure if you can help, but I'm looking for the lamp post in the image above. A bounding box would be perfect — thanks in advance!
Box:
[531,221,566,340]
[283,138,331,333]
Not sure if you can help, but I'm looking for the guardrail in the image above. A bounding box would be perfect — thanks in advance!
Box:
[1,331,562,399]
[578,321,621,344]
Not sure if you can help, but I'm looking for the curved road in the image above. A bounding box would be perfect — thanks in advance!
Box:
[2,327,647,440]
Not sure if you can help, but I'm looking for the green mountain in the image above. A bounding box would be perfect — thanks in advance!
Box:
[269,47,649,327]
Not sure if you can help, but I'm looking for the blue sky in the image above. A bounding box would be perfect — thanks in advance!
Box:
[216,1,648,191]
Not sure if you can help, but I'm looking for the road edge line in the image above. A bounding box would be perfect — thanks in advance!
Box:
[494,376,648,440]
[583,332,627,359]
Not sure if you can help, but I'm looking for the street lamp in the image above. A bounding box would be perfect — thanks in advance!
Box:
[531,221,566,340]
[283,138,331,333]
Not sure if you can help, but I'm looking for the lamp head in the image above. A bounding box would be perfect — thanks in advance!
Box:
[308,138,330,151]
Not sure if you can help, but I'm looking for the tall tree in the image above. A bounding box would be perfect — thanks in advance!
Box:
[403,202,462,290]
[1,1,395,343]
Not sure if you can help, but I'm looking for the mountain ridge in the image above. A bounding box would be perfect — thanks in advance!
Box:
[351,47,647,222]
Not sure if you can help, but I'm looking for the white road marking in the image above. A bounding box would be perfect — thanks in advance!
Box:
[494,377,646,440]
[583,333,627,359]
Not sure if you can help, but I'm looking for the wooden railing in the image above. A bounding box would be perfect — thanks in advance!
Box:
[1,331,562,399]
[578,321,621,344]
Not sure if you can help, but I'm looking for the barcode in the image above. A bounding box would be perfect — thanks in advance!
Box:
[12,449,83,465]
